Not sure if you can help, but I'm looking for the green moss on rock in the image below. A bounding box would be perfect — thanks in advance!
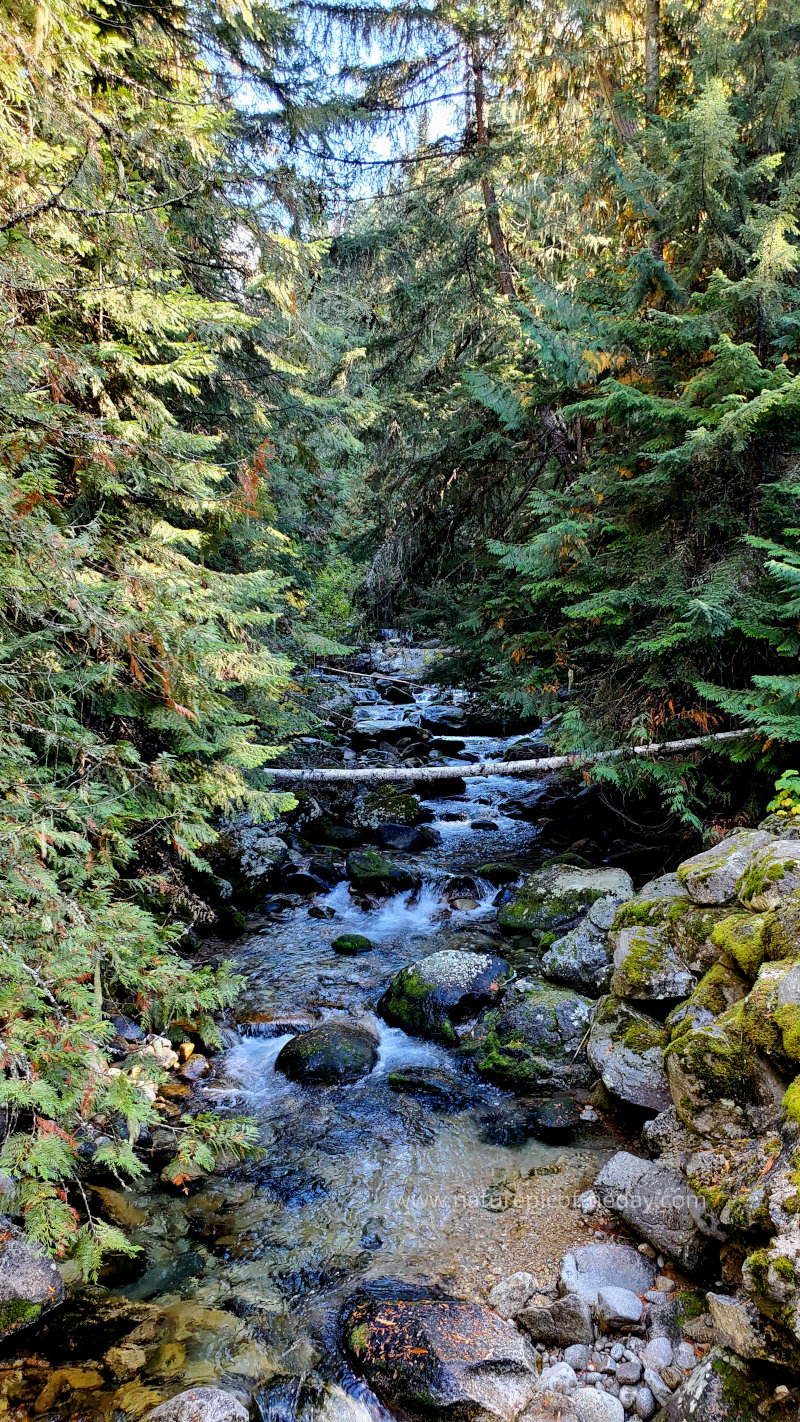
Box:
[710,912,772,978]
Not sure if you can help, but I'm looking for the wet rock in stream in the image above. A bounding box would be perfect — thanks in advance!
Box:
[342,1295,538,1422]
[378,949,513,1043]
[275,1023,380,1085]
[460,979,593,1090]
[255,1372,375,1422]
[345,849,415,895]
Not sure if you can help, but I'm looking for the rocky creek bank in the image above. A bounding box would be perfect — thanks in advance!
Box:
[1,652,798,1422]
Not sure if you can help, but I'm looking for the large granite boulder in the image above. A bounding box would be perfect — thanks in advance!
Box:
[654,1348,776,1422]
[346,849,414,895]
[557,1243,656,1305]
[214,817,289,893]
[0,1220,65,1339]
[664,1003,787,1140]
[497,866,632,935]
[741,959,800,1068]
[379,950,513,1044]
[461,979,593,1090]
[541,916,614,997]
[593,1152,718,1274]
[610,921,694,1002]
[275,1022,379,1084]
[676,830,771,905]
[737,838,800,911]
[342,1295,538,1422]
[586,996,671,1112]
[666,963,750,1042]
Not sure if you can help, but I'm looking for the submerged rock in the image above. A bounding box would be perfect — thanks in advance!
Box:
[586,996,671,1112]
[145,1389,248,1422]
[254,1373,374,1422]
[461,978,593,1090]
[379,949,512,1044]
[0,1220,65,1339]
[387,1066,479,1107]
[594,1152,718,1274]
[497,866,633,935]
[342,1295,538,1422]
[531,1097,582,1141]
[345,849,414,895]
[275,1023,379,1084]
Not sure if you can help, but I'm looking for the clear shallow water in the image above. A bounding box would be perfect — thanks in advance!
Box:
[19,677,628,1418]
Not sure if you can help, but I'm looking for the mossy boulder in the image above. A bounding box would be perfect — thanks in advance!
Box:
[710,911,773,978]
[738,839,800,911]
[331,933,375,956]
[378,949,513,1043]
[478,863,520,886]
[353,786,423,831]
[664,1002,787,1140]
[345,849,415,896]
[275,1022,379,1084]
[667,963,750,1042]
[657,1348,782,1422]
[460,977,593,1089]
[541,918,613,996]
[741,960,800,1067]
[586,995,671,1112]
[677,829,771,905]
[0,1220,65,1341]
[496,864,632,934]
[610,921,694,1002]
[612,894,727,976]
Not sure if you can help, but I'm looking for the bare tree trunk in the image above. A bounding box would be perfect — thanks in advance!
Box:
[596,63,638,141]
[471,45,516,300]
[265,731,747,783]
[645,0,661,118]
[644,0,663,258]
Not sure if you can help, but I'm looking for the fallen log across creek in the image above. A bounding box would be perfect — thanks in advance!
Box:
[265,729,751,783]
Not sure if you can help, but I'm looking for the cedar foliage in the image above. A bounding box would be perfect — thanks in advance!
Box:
[0,0,360,1271]
[323,0,800,822]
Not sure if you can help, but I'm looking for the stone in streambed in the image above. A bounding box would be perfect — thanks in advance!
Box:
[461,978,593,1089]
[145,1389,248,1422]
[342,1295,538,1422]
[379,949,513,1044]
[479,863,520,886]
[558,1242,656,1306]
[517,1292,594,1347]
[586,996,671,1112]
[593,1152,718,1275]
[595,1286,644,1329]
[354,786,423,829]
[275,1023,379,1084]
[387,1066,479,1108]
[531,1097,582,1141]
[0,1218,65,1339]
[375,823,424,851]
[331,933,375,956]
[571,1390,624,1422]
[541,920,614,997]
[497,866,633,935]
[488,1272,537,1319]
[255,1372,375,1422]
[346,849,414,895]
[653,1348,769,1422]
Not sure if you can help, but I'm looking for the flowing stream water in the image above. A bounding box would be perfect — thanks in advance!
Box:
[8,671,635,1420]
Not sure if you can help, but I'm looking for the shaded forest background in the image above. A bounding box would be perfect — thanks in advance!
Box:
[2,0,800,1263]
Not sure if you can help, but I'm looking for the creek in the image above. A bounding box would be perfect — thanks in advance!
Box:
[5,659,649,1420]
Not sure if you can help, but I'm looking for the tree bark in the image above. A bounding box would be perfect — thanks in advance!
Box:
[265,730,748,783]
[596,63,638,142]
[645,0,661,118]
[471,45,516,300]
